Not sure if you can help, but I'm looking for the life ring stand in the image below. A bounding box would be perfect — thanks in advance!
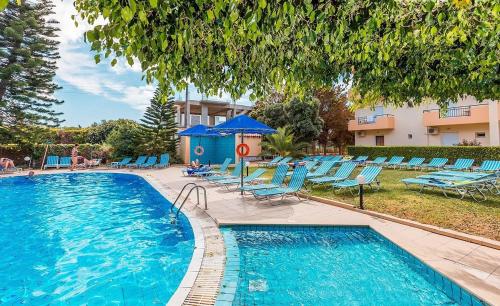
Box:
[194,145,204,156]
[236,143,250,157]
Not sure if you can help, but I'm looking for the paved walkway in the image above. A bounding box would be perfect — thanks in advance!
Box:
[144,166,500,305]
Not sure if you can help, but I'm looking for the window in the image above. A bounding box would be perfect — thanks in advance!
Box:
[190,115,201,125]
[408,134,413,139]
[475,132,486,138]
[375,136,384,146]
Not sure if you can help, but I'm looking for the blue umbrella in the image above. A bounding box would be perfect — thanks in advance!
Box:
[178,124,222,137]
[211,115,276,194]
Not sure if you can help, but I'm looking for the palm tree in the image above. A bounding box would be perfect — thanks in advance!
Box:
[261,126,307,158]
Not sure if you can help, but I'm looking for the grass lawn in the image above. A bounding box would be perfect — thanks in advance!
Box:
[248,166,500,241]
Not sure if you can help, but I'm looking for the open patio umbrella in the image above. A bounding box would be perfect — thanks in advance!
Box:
[210,115,276,195]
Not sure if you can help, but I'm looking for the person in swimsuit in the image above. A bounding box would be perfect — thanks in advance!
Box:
[71,144,79,170]
[0,158,15,170]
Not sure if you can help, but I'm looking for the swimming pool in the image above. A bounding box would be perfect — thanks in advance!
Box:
[0,173,194,305]
[218,225,484,305]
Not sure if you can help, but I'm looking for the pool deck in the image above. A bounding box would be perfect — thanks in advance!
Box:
[4,167,499,305]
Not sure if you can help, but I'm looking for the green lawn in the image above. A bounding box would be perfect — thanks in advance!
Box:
[250,166,500,241]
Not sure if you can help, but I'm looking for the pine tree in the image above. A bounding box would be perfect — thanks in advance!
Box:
[0,0,63,135]
[139,88,178,155]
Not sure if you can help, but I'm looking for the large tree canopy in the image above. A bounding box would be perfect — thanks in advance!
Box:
[71,0,498,106]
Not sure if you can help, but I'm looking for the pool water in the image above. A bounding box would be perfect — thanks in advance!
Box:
[219,225,483,306]
[0,173,194,305]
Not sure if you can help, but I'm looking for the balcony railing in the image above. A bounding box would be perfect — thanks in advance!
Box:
[439,106,471,118]
[422,104,490,126]
[357,114,394,125]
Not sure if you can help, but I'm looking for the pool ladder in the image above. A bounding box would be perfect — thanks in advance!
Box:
[170,183,208,219]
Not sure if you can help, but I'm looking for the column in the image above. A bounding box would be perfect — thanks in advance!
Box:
[184,88,190,127]
[488,100,499,146]
[201,103,209,125]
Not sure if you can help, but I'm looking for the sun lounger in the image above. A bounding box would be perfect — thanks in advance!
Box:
[190,157,232,177]
[215,168,267,189]
[253,166,308,201]
[205,161,244,182]
[44,155,59,169]
[126,155,148,168]
[420,158,448,170]
[286,160,318,176]
[307,162,357,186]
[140,156,157,168]
[332,166,382,194]
[241,164,290,193]
[274,156,292,166]
[111,157,132,168]
[401,176,494,202]
[352,156,368,164]
[383,156,404,168]
[399,157,425,170]
[58,156,72,168]
[366,157,387,165]
[444,159,474,171]
[155,153,170,168]
[304,161,337,179]
[473,160,500,172]
[258,156,282,167]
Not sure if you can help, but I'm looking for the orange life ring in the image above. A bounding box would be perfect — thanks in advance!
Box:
[194,145,204,156]
[236,143,250,157]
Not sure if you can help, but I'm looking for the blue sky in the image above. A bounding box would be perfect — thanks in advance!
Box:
[52,1,251,127]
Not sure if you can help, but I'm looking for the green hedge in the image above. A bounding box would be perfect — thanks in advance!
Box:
[347,146,500,165]
[0,144,107,168]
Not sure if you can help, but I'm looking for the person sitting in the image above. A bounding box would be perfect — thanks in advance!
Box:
[0,158,15,170]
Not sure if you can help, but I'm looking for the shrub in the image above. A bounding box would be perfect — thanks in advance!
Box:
[105,120,142,159]
[347,146,500,165]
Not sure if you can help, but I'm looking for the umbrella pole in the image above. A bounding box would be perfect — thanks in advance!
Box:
[240,132,244,195]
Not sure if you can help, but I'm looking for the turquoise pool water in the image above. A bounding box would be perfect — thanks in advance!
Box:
[0,173,194,305]
[219,225,483,306]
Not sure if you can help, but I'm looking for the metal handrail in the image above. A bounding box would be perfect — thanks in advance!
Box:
[356,114,393,125]
[170,183,208,219]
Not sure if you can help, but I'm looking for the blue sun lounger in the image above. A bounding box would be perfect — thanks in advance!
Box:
[253,166,308,201]
[191,158,232,177]
[205,161,243,182]
[399,157,425,170]
[241,164,290,193]
[127,155,148,168]
[352,156,368,165]
[44,155,59,169]
[155,153,170,168]
[59,156,72,168]
[474,160,500,172]
[332,166,382,194]
[258,156,282,167]
[366,157,387,165]
[215,168,267,189]
[383,156,404,168]
[140,156,157,168]
[307,162,357,185]
[305,161,337,179]
[420,158,448,170]
[286,160,318,176]
[444,159,474,171]
[274,156,292,166]
[111,157,132,168]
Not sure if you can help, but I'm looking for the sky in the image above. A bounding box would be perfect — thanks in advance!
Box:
[52,0,251,127]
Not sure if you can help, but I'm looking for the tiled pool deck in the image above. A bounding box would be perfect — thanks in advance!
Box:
[4,167,500,305]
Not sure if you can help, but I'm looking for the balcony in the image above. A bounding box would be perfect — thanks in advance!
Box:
[348,114,395,131]
[423,104,489,127]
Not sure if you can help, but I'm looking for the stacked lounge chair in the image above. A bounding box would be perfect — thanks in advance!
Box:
[307,162,357,186]
[140,156,157,168]
[111,157,132,168]
[241,164,290,194]
[444,159,474,171]
[253,166,308,201]
[332,166,382,194]
[155,153,170,168]
[127,155,148,168]
[399,157,425,170]
[44,156,59,169]
[258,156,282,167]
[59,156,72,168]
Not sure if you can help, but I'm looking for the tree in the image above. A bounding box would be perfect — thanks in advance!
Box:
[105,120,142,158]
[139,88,178,155]
[252,95,323,144]
[86,120,120,144]
[0,0,63,130]
[261,126,307,158]
[316,86,354,154]
[70,0,498,107]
